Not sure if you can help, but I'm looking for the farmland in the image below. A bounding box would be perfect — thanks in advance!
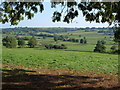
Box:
[2,27,119,73]
[3,47,118,74]
[2,27,119,89]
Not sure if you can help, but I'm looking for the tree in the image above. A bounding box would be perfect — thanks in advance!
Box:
[84,39,87,44]
[1,1,119,25]
[2,36,17,48]
[94,40,106,53]
[43,36,46,39]
[114,27,120,44]
[110,45,117,52]
[0,2,44,25]
[1,1,120,39]
[28,36,37,48]
[45,44,53,49]
[76,39,79,42]
[80,39,84,44]
[54,36,58,42]
[45,44,67,49]
[83,37,87,44]
[101,40,106,44]
[110,45,120,54]
[71,38,76,42]
[80,37,87,44]
[79,35,81,37]
[60,44,67,49]
[18,39,25,48]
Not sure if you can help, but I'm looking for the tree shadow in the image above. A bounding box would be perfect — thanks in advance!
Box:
[2,68,35,75]
[64,49,93,53]
[2,68,120,90]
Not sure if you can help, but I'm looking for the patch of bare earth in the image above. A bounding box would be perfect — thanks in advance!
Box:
[1,64,120,90]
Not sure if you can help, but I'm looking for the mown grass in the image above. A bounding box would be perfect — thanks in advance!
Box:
[2,47,118,74]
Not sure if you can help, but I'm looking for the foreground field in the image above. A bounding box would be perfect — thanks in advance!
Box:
[3,47,118,74]
[2,64,120,89]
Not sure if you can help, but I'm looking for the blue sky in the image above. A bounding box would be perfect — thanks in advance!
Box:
[1,2,110,28]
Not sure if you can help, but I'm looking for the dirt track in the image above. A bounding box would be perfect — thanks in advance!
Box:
[2,64,120,90]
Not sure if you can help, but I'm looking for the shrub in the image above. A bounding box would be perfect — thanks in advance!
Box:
[45,44,53,49]
[110,46,119,54]
[94,40,106,53]
[28,36,37,48]
[45,44,67,49]
[18,39,25,48]
[80,39,84,44]
[2,36,17,48]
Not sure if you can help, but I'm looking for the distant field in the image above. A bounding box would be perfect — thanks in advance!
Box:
[2,47,118,74]
[58,31,114,44]
[36,31,117,52]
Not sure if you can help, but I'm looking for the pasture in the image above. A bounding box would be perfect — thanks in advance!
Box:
[2,47,118,74]
[2,28,119,89]
[2,29,118,74]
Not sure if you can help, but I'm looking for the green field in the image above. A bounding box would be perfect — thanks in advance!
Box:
[2,28,119,75]
[2,47,118,74]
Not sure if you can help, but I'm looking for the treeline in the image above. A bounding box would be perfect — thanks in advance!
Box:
[45,44,67,49]
[35,33,54,37]
[63,38,87,44]
[2,35,119,54]
[97,30,114,35]
[2,27,78,34]
[2,27,113,35]
[94,40,119,54]
[2,35,67,49]
[2,36,37,48]
[54,35,87,44]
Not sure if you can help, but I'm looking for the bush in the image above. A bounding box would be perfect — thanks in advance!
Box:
[54,37,58,41]
[80,37,87,44]
[60,45,67,49]
[80,39,84,44]
[101,40,106,44]
[61,44,65,46]
[45,44,67,49]
[53,45,60,49]
[18,39,25,48]
[45,44,53,49]
[94,40,106,53]
[76,39,79,42]
[114,50,120,54]
[110,46,119,54]
[28,36,37,48]
[2,36,17,48]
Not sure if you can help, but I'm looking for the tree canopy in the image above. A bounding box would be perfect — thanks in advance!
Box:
[0,1,120,41]
[28,36,37,48]
[0,1,120,25]
[2,36,17,48]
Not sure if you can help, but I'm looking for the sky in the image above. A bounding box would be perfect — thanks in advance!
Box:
[1,2,111,28]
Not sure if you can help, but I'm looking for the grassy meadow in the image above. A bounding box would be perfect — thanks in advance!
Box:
[3,47,118,74]
[2,28,119,74]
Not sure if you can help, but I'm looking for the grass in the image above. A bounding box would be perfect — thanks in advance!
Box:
[59,31,115,44]
[2,30,119,75]
[2,47,118,74]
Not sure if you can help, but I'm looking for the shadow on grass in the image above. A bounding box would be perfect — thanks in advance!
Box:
[64,49,93,53]
[2,68,120,90]
[2,69,36,76]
